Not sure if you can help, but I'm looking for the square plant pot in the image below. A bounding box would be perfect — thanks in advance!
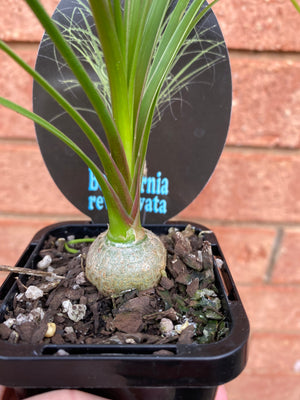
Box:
[0,221,249,400]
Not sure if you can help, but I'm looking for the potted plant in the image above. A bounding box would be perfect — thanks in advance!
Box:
[0,1,249,399]
[1,0,223,295]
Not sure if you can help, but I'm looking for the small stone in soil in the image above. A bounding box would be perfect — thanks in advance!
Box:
[25,286,44,300]
[37,255,52,270]
[62,300,87,322]
[159,318,174,336]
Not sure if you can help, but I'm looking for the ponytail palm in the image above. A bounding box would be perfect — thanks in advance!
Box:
[0,0,220,296]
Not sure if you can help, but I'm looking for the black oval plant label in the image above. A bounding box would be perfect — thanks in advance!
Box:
[33,0,231,224]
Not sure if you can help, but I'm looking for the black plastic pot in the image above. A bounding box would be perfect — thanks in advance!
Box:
[0,222,249,400]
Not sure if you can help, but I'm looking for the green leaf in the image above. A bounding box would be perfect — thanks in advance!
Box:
[0,97,134,241]
[1,0,223,243]
[132,0,220,186]
[24,0,131,184]
[291,0,300,13]
[90,0,132,170]
[0,39,133,214]
[130,1,170,128]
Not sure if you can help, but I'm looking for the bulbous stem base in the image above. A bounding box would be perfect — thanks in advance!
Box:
[85,228,166,296]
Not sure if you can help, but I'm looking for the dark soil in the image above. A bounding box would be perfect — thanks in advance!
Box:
[0,225,229,346]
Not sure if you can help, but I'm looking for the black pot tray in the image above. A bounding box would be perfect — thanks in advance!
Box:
[0,221,249,389]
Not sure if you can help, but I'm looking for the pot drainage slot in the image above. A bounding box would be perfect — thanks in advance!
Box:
[215,265,238,302]
[212,246,238,302]
[42,345,177,356]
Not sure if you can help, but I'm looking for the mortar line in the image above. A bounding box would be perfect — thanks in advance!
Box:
[6,41,300,60]
[1,213,300,230]
[0,137,37,145]
[229,48,300,60]
[2,138,299,157]
[0,213,85,222]
[264,227,284,284]
[174,217,300,230]
[224,145,300,156]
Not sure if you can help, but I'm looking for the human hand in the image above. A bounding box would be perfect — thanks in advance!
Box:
[216,385,228,400]
[0,388,109,400]
[0,386,227,400]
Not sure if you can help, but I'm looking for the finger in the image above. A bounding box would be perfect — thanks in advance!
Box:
[26,389,109,400]
[215,385,228,400]
[0,386,18,400]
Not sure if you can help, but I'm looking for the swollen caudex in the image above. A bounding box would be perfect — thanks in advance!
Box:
[85,228,167,297]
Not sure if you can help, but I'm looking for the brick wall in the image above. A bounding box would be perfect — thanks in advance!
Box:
[0,1,300,399]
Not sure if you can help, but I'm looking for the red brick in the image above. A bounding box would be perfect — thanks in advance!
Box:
[1,1,300,52]
[214,0,300,52]
[272,229,300,284]
[0,218,57,267]
[2,55,300,147]
[0,142,82,216]
[0,0,58,42]
[225,331,300,399]
[238,285,300,332]
[203,225,275,285]
[225,375,300,400]
[1,10,300,150]
[228,57,300,149]
[246,332,300,375]
[0,46,37,139]
[178,149,300,224]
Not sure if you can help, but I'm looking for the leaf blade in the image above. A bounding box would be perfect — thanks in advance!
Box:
[0,96,135,239]
[24,0,131,183]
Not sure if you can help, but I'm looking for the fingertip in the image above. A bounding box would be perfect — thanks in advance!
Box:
[215,385,228,400]
[26,389,109,400]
